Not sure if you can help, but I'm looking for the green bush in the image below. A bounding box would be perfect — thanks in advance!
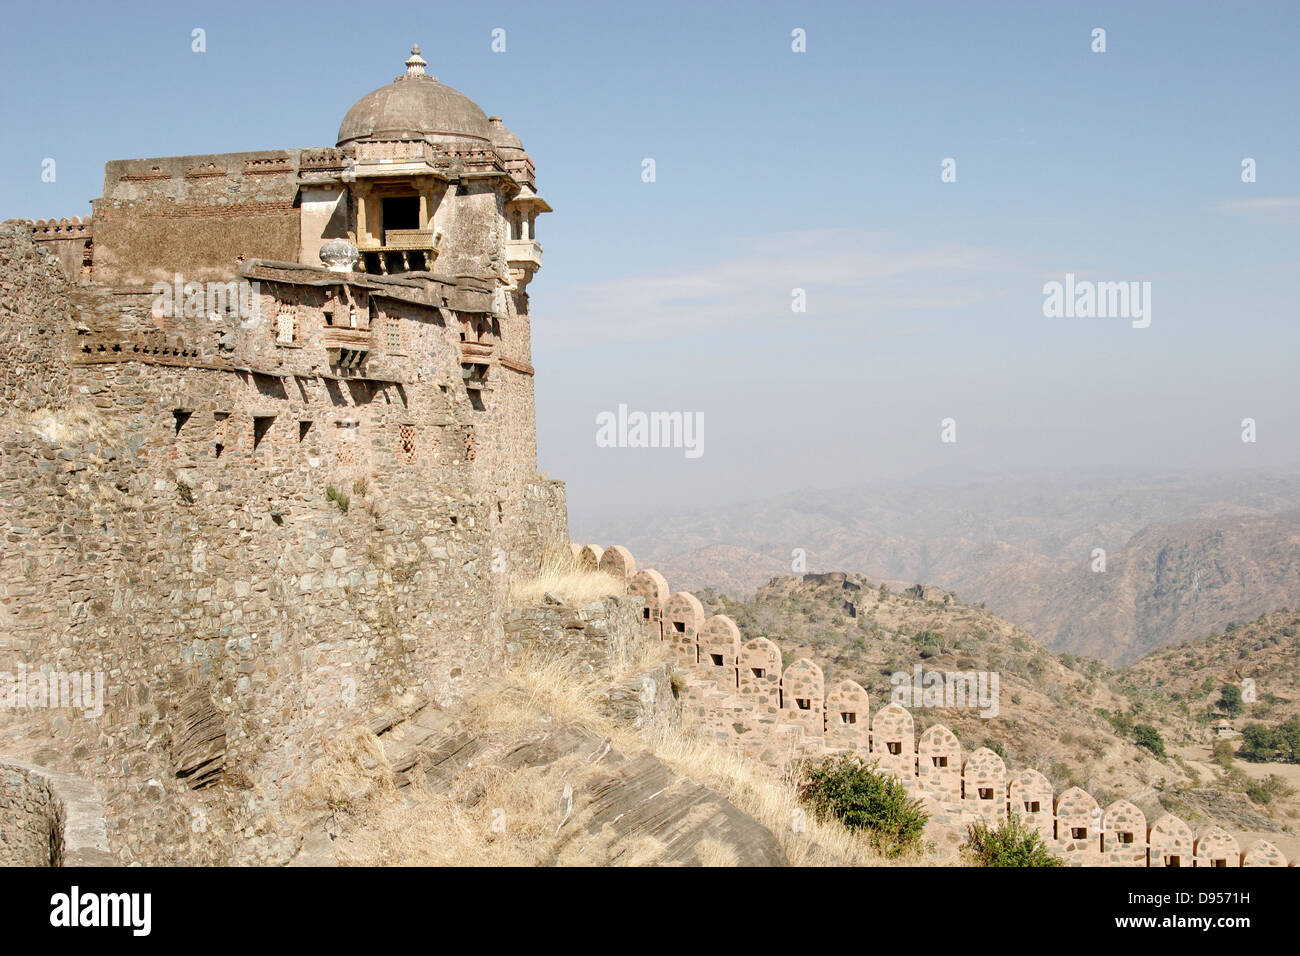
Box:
[1217,684,1244,716]
[1103,709,1135,737]
[1133,724,1166,757]
[798,754,928,857]
[1237,716,1300,763]
[1244,780,1271,804]
[964,814,1063,867]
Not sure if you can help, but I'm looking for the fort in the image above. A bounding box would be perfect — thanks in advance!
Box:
[0,46,563,863]
[0,46,1290,867]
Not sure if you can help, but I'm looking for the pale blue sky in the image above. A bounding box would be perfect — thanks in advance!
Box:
[3,1,1297,524]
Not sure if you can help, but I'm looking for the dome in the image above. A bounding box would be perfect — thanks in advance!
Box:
[337,46,493,146]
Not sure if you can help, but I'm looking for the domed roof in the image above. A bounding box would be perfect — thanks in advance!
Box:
[337,46,493,146]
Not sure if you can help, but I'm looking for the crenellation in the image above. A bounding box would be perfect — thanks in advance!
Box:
[572,542,1297,867]
[597,544,636,582]
[869,701,915,779]
[1242,839,1287,867]
[916,723,962,801]
[697,615,741,690]
[1101,799,1148,866]
[1009,768,1055,840]
[663,591,705,667]
[737,637,783,712]
[1148,813,1196,868]
[1193,825,1240,869]
[824,680,871,753]
[1054,786,1102,863]
[626,568,668,643]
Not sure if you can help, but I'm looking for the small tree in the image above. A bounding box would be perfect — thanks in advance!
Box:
[1133,723,1166,757]
[1278,716,1300,763]
[1217,684,1244,716]
[1238,722,1279,762]
[798,754,928,858]
[964,814,1063,867]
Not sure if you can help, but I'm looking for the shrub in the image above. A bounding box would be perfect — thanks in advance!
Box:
[1212,740,1235,768]
[797,754,928,857]
[1237,716,1300,763]
[1244,780,1271,804]
[1133,724,1166,757]
[1217,684,1244,716]
[964,814,1063,867]
[1103,709,1135,737]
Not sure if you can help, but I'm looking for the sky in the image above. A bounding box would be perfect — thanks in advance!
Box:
[2,1,1297,527]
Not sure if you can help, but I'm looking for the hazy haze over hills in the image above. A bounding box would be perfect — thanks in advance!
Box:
[575,469,1300,664]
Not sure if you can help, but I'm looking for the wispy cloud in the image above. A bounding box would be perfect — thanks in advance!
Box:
[1217,196,1300,218]
[542,229,1021,340]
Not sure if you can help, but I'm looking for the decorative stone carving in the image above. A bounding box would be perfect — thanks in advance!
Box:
[319,239,359,273]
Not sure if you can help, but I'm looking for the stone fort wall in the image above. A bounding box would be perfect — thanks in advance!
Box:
[0,222,566,864]
[581,543,1294,868]
[0,758,112,866]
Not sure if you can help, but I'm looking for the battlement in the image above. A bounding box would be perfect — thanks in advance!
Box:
[579,543,1295,868]
[27,216,92,240]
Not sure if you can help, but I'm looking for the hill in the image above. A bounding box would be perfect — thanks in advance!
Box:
[579,472,1300,663]
[693,572,1300,856]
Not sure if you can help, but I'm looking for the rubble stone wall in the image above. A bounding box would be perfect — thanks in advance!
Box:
[0,224,566,863]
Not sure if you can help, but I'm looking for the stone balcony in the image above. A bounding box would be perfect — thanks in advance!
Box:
[322,326,372,349]
[355,231,439,275]
[504,238,543,271]
[460,341,494,363]
[322,326,372,367]
[363,229,436,252]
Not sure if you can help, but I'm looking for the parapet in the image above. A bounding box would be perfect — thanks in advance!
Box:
[574,542,1297,868]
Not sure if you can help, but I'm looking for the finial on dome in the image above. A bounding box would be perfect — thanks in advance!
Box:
[404,44,428,78]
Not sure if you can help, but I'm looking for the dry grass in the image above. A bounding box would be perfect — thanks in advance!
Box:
[630,725,929,866]
[481,649,924,866]
[291,644,951,867]
[332,753,595,866]
[289,725,393,814]
[470,647,616,738]
[509,543,625,607]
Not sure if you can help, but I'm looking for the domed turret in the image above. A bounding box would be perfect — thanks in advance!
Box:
[337,45,493,146]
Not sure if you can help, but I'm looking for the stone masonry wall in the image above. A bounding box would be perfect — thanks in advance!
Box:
[0,224,567,863]
[0,759,112,866]
[581,543,1295,869]
[0,221,73,412]
[503,595,678,738]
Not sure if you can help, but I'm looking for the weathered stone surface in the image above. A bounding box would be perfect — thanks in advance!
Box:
[0,758,112,866]
[172,690,226,789]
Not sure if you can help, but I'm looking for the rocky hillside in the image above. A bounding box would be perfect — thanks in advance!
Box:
[698,572,1300,857]
[698,572,1188,807]
[581,472,1300,663]
[1118,607,1300,733]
